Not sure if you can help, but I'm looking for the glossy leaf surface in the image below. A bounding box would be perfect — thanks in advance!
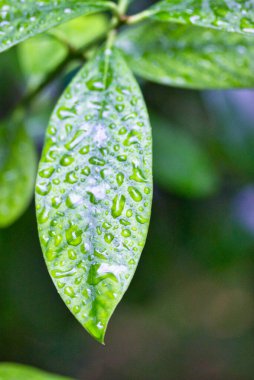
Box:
[0,363,72,380]
[36,48,152,343]
[149,0,254,35]
[118,22,254,89]
[0,121,37,228]
[0,0,113,52]
[18,14,109,89]
[152,114,219,197]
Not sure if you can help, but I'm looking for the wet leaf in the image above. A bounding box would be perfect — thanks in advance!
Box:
[151,113,219,197]
[0,363,72,379]
[148,0,254,35]
[0,120,37,228]
[118,22,254,89]
[0,0,113,52]
[36,47,152,343]
[18,14,109,89]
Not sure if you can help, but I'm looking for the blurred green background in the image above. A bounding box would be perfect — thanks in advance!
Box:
[0,2,254,379]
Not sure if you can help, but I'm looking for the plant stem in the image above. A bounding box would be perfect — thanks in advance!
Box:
[126,9,152,24]
[118,0,129,15]
[106,29,117,51]
[11,0,150,116]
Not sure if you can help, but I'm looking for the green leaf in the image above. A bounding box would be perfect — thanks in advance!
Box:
[0,363,72,379]
[0,0,114,52]
[35,47,152,343]
[151,113,219,197]
[18,14,109,89]
[118,22,254,89]
[148,0,254,35]
[0,120,37,228]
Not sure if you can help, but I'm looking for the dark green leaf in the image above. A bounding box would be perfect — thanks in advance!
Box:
[0,120,37,228]
[118,22,254,89]
[18,14,109,89]
[0,0,114,52]
[0,363,72,379]
[148,0,254,35]
[152,113,219,197]
[36,47,152,343]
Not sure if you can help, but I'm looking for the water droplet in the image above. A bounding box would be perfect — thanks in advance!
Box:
[115,104,125,112]
[122,112,137,121]
[79,145,90,155]
[53,178,60,185]
[123,130,141,146]
[57,106,76,120]
[128,186,142,202]
[39,167,55,178]
[88,263,122,285]
[102,222,111,230]
[136,214,148,224]
[64,286,75,298]
[104,233,114,244]
[37,207,49,224]
[86,78,104,91]
[65,131,85,150]
[65,171,78,184]
[116,172,124,186]
[68,249,77,260]
[120,219,130,226]
[60,154,74,166]
[117,155,127,162]
[73,305,81,314]
[51,196,62,208]
[94,248,107,259]
[66,225,82,246]
[81,166,90,176]
[51,267,77,279]
[126,209,133,217]
[122,229,131,237]
[111,194,126,218]
[130,165,147,183]
[89,157,105,166]
[45,248,57,261]
[65,124,73,134]
[66,193,82,208]
[119,127,127,135]
[36,182,52,196]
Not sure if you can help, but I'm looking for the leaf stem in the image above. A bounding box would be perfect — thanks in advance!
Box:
[9,0,149,116]
[126,9,153,24]
[118,0,129,15]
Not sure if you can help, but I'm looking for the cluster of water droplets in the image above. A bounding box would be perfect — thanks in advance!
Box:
[152,0,254,34]
[36,49,152,340]
[0,1,108,52]
[118,19,254,89]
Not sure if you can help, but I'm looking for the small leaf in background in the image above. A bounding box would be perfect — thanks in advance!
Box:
[0,119,37,228]
[36,47,152,343]
[18,14,109,89]
[148,0,254,35]
[0,363,72,380]
[151,113,219,197]
[118,22,254,89]
[0,0,113,52]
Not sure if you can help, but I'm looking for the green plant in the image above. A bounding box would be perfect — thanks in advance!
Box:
[0,0,254,344]
[0,363,72,379]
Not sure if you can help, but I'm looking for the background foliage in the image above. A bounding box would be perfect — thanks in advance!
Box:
[0,0,254,379]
